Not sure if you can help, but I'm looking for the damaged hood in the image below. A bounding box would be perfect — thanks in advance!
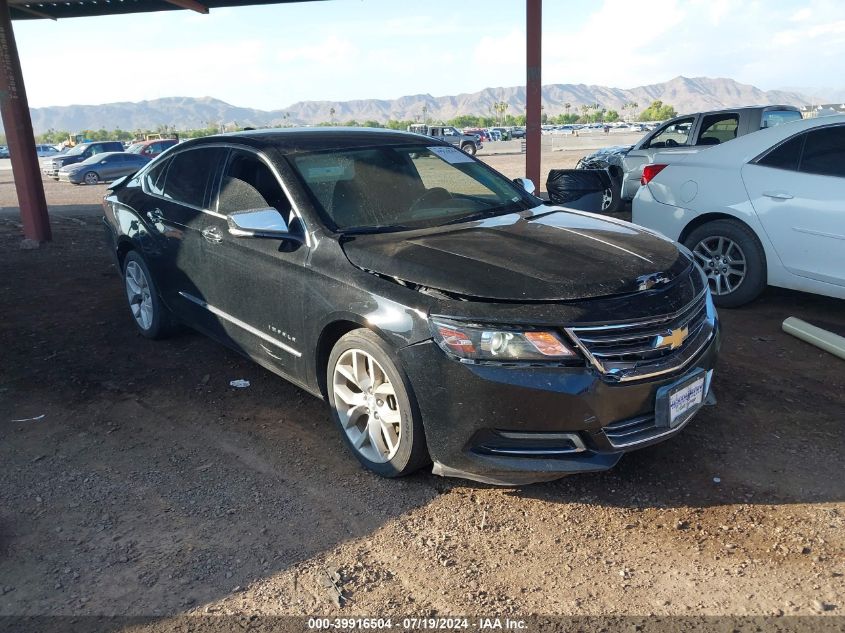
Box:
[341,206,692,302]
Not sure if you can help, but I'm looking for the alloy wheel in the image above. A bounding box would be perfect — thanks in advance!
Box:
[124,260,154,330]
[692,236,747,296]
[600,187,613,211]
[84,171,98,185]
[332,349,401,464]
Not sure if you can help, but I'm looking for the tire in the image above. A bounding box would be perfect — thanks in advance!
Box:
[461,143,477,156]
[122,251,175,339]
[600,181,621,212]
[83,171,99,185]
[327,329,429,477]
[683,219,767,308]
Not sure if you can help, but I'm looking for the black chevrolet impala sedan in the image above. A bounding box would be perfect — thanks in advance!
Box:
[102,128,720,485]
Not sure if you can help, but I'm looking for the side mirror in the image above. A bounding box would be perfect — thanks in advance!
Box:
[227,208,301,241]
[513,177,536,195]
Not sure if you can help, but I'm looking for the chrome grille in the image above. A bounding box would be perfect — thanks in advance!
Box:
[565,291,714,382]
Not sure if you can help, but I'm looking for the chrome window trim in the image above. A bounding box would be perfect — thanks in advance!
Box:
[179,291,302,358]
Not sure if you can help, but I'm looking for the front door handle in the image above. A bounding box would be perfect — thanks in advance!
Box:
[762,191,794,200]
[147,208,164,223]
[202,226,223,244]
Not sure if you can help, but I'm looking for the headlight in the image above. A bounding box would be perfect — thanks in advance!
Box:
[431,318,578,362]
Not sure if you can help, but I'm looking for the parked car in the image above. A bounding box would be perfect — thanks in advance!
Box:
[491,127,511,140]
[126,138,178,159]
[406,124,482,155]
[42,141,125,179]
[633,115,845,307]
[35,144,60,157]
[103,128,719,485]
[510,127,526,139]
[0,145,8,158]
[578,106,803,211]
[58,151,150,185]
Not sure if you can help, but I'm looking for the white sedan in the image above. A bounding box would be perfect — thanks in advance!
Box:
[633,115,845,307]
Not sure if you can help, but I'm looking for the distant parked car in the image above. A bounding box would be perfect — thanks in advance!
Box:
[126,138,178,159]
[58,152,150,185]
[510,127,526,139]
[633,115,845,306]
[42,141,125,179]
[0,146,9,158]
[35,144,60,157]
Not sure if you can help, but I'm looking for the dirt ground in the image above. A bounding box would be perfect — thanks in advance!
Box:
[1,161,844,630]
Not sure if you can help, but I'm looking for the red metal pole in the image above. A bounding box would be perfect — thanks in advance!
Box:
[526,0,541,192]
[0,0,51,243]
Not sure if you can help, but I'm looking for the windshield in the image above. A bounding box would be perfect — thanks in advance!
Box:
[64,144,88,156]
[289,144,534,233]
[126,143,144,154]
[762,110,802,128]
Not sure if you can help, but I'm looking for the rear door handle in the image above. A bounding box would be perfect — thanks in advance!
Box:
[762,191,794,200]
[202,226,223,244]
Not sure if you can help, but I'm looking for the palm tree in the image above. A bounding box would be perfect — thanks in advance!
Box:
[329,107,336,125]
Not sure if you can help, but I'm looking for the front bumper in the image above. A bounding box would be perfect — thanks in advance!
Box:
[399,321,720,486]
[57,171,80,183]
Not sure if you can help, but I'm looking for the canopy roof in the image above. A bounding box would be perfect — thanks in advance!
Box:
[9,0,317,21]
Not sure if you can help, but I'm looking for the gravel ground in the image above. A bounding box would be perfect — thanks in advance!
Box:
[0,145,843,632]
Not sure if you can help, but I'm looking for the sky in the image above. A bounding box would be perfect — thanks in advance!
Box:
[11,0,845,110]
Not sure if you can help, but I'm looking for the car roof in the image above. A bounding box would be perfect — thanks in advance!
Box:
[177,127,449,155]
[133,138,176,146]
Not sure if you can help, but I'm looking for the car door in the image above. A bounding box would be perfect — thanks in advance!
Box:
[622,116,697,199]
[742,124,845,287]
[198,147,309,378]
[144,146,228,329]
[98,155,123,180]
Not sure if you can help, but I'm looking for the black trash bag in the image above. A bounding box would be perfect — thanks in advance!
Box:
[546,169,612,209]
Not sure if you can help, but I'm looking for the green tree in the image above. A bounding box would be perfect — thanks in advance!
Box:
[639,100,677,121]
[605,110,620,122]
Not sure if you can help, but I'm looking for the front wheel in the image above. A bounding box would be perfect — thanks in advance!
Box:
[83,171,99,185]
[683,219,767,308]
[123,251,175,339]
[327,329,429,477]
[461,143,477,156]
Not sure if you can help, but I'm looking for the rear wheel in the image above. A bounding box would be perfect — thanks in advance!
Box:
[327,329,429,477]
[600,181,621,212]
[83,171,99,185]
[683,219,766,308]
[461,143,477,156]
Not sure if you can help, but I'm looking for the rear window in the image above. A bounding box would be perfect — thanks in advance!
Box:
[800,126,845,178]
[758,134,804,171]
[761,110,802,129]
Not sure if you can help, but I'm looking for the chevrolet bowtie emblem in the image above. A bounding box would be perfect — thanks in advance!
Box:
[654,327,689,351]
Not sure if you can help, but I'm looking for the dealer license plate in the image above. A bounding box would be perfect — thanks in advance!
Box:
[668,375,705,427]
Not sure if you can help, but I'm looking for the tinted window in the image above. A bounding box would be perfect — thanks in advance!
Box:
[142,157,171,196]
[161,148,222,208]
[800,126,845,178]
[758,135,804,171]
[696,114,738,145]
[645,117,695,148]
[761,110,802,128]
[217,150,291,215]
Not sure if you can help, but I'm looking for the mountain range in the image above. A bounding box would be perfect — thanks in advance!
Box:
[8,76,829,134]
